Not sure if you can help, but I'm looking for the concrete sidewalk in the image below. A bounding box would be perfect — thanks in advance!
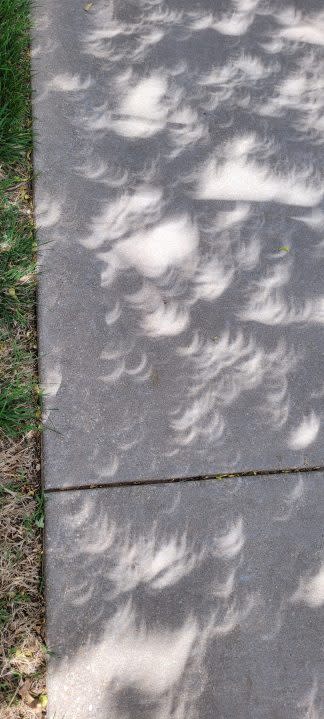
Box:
[46,474,324,718]
[32,0,324,716]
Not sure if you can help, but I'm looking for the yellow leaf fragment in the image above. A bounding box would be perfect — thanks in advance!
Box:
[38,694,48,708]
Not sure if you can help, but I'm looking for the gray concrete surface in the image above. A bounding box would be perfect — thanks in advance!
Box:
[46,473,324,719]
[33,0,324,488]
[33,0,324,715]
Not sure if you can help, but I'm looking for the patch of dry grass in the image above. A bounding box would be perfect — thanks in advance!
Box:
[0,181,45,714]
[0,434,46,717]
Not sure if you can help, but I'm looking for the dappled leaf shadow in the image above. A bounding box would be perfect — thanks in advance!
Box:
[46,473,324,718]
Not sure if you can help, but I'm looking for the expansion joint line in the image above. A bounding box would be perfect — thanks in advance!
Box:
[44,464,324,494]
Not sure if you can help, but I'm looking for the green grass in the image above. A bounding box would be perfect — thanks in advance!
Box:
[0,193,36,327]
[0,361,37,438]
[0,0,32,166]
[0,218,38,437]
[0,0,38,441]
[23,491,44,531]
[0,0,46,713]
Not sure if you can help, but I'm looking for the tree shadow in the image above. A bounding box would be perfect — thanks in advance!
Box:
[33,0,324,487]
[45,473,324,718]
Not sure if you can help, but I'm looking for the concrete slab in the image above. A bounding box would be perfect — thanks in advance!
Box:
[33,0,324,487]
[45,472,324,719]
